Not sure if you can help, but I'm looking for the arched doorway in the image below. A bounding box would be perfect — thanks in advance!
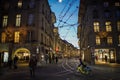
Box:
[13,48,30,63]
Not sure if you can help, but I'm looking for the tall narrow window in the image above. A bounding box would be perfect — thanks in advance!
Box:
[29,0,35,8]
[104,2,109,7]
[119,35,120,44]
[117,21,120,31]
[2,15,8,27]
[28,14,34,26]
[18,0,22,8]
[93,10,99,19]
[93,22,100,32]
[105,21,112,32]
[1,32,6,43]
[14,31,20,43]
[107,36,112,44]
[96,36,100,45]
[16,14,21,27]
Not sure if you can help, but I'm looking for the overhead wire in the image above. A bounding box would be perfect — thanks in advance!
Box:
[57,0,77,27]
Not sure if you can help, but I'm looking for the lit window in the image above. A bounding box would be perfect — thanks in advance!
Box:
[93,22,100,32]
[117,21,120,31]
[96,36,100,45]
[16,14,21,27]
[18,0,22,8]
[1,32,6,43]
[14,32,20,43]
[107,36,112,44]
[2,15,8,27]
[105,21,112,32]
[119,35,120,44]
[115,2,120,6]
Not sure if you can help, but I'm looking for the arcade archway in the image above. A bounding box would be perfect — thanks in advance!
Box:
[13,48,30,63]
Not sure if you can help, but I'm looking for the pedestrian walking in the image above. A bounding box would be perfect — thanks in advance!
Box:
[13,55,18,69]
[29,55,37,77]
[55,56,58,64]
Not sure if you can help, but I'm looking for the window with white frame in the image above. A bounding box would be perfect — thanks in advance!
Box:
[18,0,22,8]
[93,22,100,32]
[96,36,100,45]
[105,21,112,32]
[107,36,112,44]
[16,14,21,27]
[2,15,8,27]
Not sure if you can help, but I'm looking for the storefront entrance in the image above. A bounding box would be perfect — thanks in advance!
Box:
[94,49,116,63]
[13,48,30,63]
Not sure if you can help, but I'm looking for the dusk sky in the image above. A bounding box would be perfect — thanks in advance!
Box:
[48,0,80,48]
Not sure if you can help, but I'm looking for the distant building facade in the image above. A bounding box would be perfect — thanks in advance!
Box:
[0,0,55,65]
[78,0,120,64]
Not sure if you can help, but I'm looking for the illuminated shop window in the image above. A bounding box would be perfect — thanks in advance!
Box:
[96,36,100,45]
[117,21,120,31]
[107,36,112,44]
[14,31,20,43]
[1,32,6,43]
[18,0,22,8]
[2,15,8,27]
[93,22,100,32]
[105,21,112,32]
[16,14,21,27]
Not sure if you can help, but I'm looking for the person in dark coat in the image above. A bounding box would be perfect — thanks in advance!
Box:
[13,55,18,69]
[29,55,37,77]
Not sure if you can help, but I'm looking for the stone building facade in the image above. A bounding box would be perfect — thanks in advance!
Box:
[78,0,120,64]
[0,0,55,65]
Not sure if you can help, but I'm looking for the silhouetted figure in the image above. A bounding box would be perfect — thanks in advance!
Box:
[29,55,37,77]
[13,55,18,69]
[55,56,58,64]
[105,55,108,62]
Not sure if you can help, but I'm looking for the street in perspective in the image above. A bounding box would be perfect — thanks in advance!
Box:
[0,0,120,80]
[0,58,120,80]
